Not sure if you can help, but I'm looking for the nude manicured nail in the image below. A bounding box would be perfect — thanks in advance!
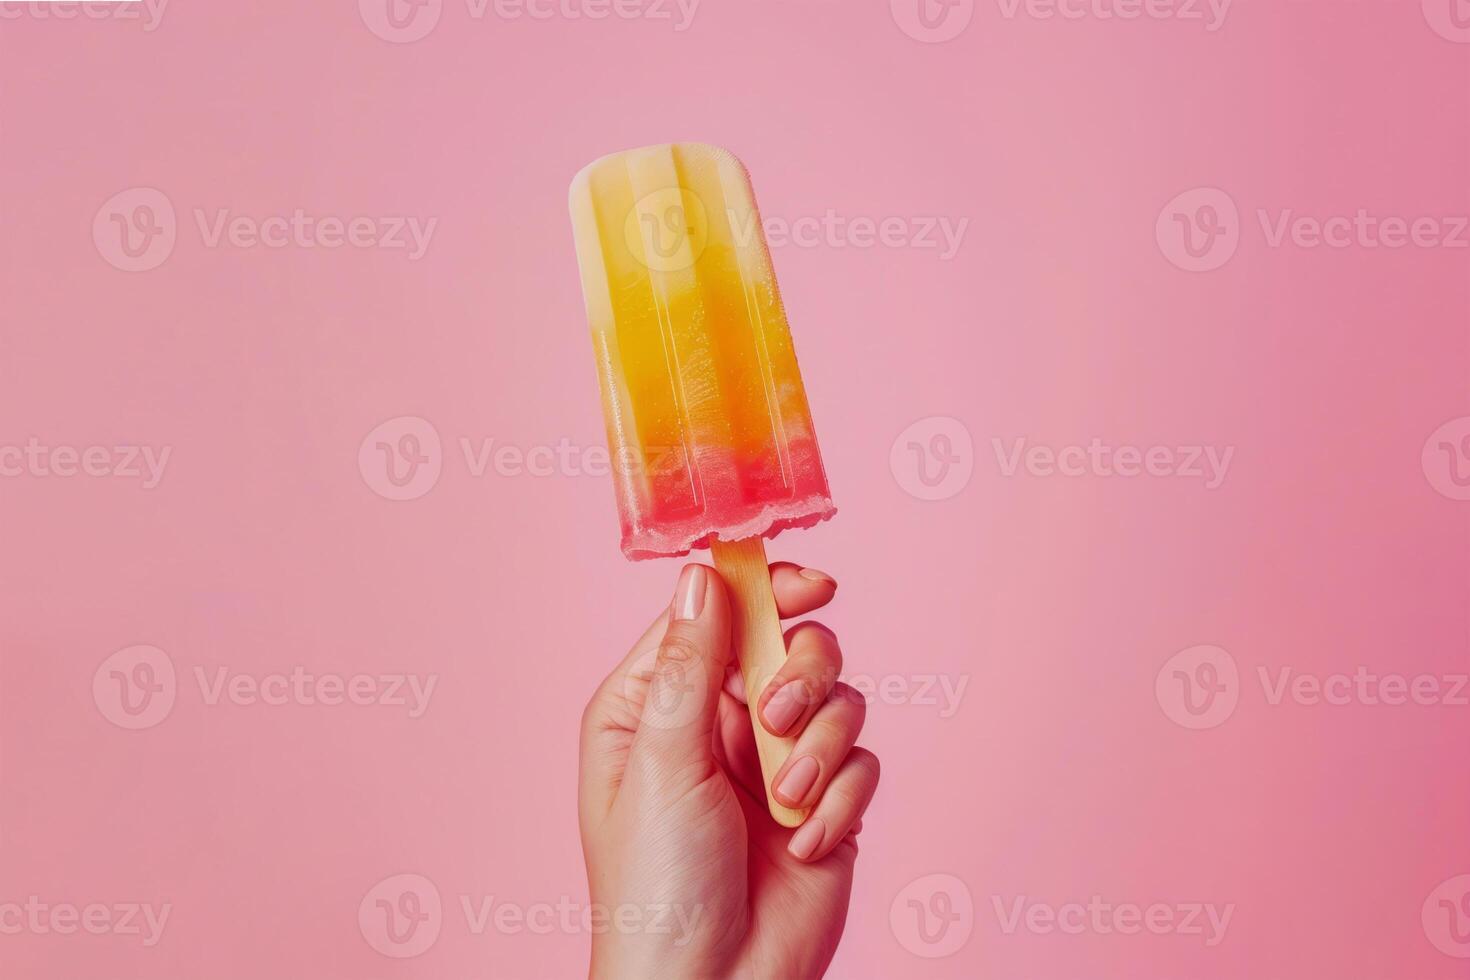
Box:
[673,565,705,621]
[777,755,819,805]
[762,683,805,735]
[797,567,836,586]
[787,817,826,860]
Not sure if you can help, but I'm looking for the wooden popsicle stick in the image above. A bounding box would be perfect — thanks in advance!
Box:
[709,535,809,829]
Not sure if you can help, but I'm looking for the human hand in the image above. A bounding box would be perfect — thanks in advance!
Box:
[579,561,879,980]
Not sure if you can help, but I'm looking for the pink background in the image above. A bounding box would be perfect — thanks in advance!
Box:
[2,2,1468,977]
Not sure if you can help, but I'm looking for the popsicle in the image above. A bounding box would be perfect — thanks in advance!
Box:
[569,143,836,826]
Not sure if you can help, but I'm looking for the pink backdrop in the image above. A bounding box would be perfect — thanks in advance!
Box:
[2,2,1468,977]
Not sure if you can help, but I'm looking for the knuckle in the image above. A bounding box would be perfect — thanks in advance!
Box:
[829,681,868,711]
[848,747,881,785]
[652,635,704,688]
[655,637,700,670]
[788,620,841,654]
[808,705,861,747]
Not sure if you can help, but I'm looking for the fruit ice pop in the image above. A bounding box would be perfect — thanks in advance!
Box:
[568,142,835,561]
[569,143,835,827]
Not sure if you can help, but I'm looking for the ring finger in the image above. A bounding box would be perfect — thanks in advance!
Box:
[770,681,866,811]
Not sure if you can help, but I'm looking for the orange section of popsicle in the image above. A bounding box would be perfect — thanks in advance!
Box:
[569,143,834,559]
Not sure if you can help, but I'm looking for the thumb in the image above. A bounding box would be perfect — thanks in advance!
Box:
[628,563,732,776]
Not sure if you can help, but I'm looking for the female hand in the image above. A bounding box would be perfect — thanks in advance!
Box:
[579,561,879,979]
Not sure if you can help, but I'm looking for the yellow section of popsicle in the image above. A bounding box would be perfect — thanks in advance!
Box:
[569,143,834,559]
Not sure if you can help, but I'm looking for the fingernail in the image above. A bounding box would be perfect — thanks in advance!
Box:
[762,683,806,735]
[798,567,836,587]
[672,565,706,621]
[777,755,820,805]
[787,817,826,860]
